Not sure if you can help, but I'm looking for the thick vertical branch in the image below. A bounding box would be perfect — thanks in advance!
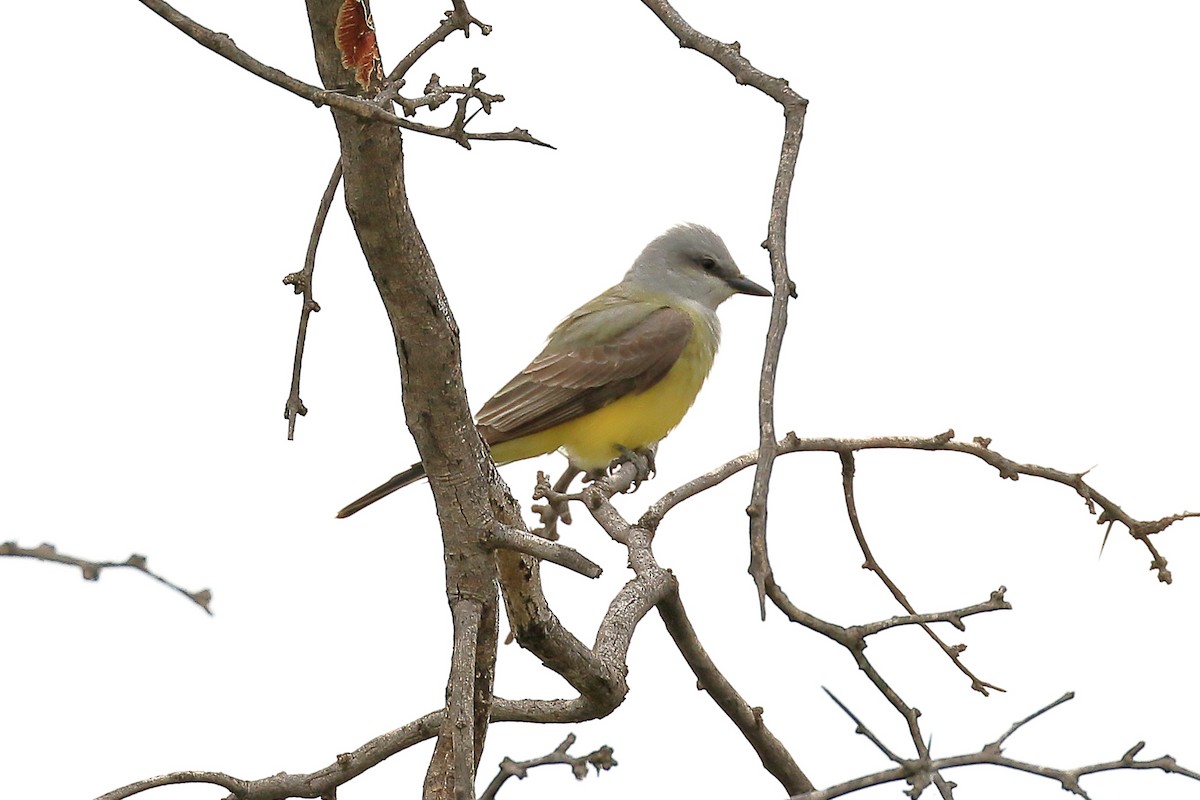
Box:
[304,4,502,798]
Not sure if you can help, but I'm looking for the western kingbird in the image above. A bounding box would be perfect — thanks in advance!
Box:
[337,223,770,518]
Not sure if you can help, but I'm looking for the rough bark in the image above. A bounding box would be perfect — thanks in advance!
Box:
[304,4,502,797]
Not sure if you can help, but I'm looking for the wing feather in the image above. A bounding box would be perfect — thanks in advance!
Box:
[477,306,693,445]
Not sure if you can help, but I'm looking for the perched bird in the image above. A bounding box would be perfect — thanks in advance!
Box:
[337,224,770,518]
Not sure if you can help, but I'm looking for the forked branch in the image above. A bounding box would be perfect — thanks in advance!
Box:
[795,692,1200,799]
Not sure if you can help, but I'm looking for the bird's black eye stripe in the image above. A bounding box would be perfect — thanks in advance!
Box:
[699,257,716,270]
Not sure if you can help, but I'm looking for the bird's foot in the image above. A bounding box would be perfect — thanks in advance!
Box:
[610,445,657,492]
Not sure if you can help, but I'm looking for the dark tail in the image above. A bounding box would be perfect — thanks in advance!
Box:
[336,462,427,518]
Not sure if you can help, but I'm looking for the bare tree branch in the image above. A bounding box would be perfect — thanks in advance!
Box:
[536,457,815,795]
[839,451,1004,695]
[282,159,342,439]
[791,692,1200,799]
[822,687,907,764]
[639,0,808,619]
[658,590,813,795]
[847,587,1010,637]
[388,1,493,84]
[477,734,615,800]
[986,691,1075,753]
[97,703,612,800]
[531,466,581,540]
[447,600,483,800]
[135,0,550,148]
[102,5,1199,800]
[482,524,602,578]
[645,430,1197,583]
[96,711,444,800]
[1,541,211,614]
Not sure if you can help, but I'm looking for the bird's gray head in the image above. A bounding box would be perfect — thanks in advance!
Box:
[623,224,771,310]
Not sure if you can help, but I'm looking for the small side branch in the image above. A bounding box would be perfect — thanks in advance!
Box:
[531,467,580,540]
[388,1,492,83]
[847,587,1010,637]
[482,524,601,578]
[791,692,1200,799]
[477,734,616,800]
[986,691,1075,754]
[1,541,211,614]
[839,451,1003,696]
[647,430,1197,583]
[136,0,550,147]
[822,688,906,764]
[283,159,342,440]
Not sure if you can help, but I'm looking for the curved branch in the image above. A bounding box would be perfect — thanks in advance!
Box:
[96,711,443,800]
[388,1,492,83]
[839,451,1004,695]
[793,692,1200,799]
[638,0,808,618]
[646,430,1196,583]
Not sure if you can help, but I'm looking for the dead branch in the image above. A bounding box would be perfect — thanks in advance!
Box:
[639,0,808,619]
[482,524,602,578]
[136,0,549,148]
[839,451,1004,695]
[283,159,342,439]
[644,430,1196,583]
[658,590,813,794]
[1,541,211,614]
[448,600,483,800]
[793,692,1200,799]
[388,1,493,84]
[477,734,615,800]
[542,457,815,795]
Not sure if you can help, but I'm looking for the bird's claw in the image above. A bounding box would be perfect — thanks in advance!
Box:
[611,445,657,491]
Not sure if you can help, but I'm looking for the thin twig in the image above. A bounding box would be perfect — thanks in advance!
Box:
[135,0,550,148]
[822,687,906,764]
[840,451,1003,696]
[647,430,1196,583]
[1,541,211,614]
[283,159,342,440]
[790,693,1200,799]
[477,734,616,800]
[986,691,1075,753]
[387,0,492,84]
[638,0,808,619]
[847,587,1010,637]
[531,466,580,540]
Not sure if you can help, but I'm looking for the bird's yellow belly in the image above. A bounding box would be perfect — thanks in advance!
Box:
[488,340,714,471]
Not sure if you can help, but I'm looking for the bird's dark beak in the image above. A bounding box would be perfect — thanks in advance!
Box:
[725,273,772,297]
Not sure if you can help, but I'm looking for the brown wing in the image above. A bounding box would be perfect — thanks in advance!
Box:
[477,307,693,446]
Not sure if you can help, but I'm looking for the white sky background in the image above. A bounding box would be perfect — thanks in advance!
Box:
[3,2,1199,799]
